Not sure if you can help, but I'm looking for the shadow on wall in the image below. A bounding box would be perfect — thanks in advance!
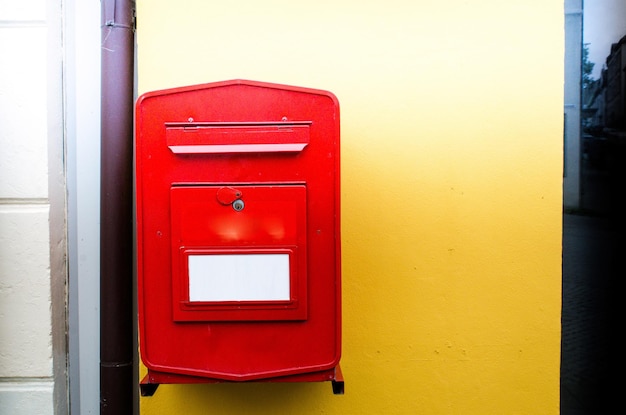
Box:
[141,382,332,413]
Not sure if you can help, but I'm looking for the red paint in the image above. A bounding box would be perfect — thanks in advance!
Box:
[135,80,341,385]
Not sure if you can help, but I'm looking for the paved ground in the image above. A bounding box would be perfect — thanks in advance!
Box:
[560,164,622,414]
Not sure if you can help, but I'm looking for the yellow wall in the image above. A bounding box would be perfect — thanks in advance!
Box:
[136,1,563,413]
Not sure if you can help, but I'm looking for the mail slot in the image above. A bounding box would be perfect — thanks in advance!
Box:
[135,80,342,394]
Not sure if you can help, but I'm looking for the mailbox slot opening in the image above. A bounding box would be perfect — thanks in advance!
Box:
[165,121,312,154]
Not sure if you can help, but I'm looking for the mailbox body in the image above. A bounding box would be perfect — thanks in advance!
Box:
[135,80,341,383]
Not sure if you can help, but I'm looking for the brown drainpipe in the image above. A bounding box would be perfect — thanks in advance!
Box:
[100,0,136,413]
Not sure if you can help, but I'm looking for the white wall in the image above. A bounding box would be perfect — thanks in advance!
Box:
[0,0,62,413]
[564,0,583,209]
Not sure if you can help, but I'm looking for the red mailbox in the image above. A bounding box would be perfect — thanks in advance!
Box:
[135,80,342,394]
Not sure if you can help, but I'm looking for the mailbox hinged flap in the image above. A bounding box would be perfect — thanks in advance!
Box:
[165,121,312,154]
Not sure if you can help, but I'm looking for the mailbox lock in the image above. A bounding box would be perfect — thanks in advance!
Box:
[232,199,245,211]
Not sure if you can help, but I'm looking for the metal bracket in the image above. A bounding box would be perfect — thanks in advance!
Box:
[331,364,345,394]
[139,380,159,397]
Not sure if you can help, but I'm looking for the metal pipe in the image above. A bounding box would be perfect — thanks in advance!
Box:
[100,1,135,413]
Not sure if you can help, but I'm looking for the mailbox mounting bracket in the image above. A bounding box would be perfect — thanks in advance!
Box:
[139,364,344,396]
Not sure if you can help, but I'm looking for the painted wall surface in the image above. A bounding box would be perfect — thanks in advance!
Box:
[136,1,563,414]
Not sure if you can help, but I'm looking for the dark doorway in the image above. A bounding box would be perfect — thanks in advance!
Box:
[560,2,625,413]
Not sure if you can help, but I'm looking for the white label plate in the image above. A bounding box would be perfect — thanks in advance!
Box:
[188,254,290,302]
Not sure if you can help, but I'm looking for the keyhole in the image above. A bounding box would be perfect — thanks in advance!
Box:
[232,199,244,211]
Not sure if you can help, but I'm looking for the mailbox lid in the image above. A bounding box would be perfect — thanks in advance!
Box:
[165,121,312,154]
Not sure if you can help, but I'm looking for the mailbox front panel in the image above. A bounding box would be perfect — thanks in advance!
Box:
[170,184,308,321]
[135,80,340,381]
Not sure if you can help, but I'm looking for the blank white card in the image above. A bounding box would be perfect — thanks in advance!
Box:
[188,254,290,302]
